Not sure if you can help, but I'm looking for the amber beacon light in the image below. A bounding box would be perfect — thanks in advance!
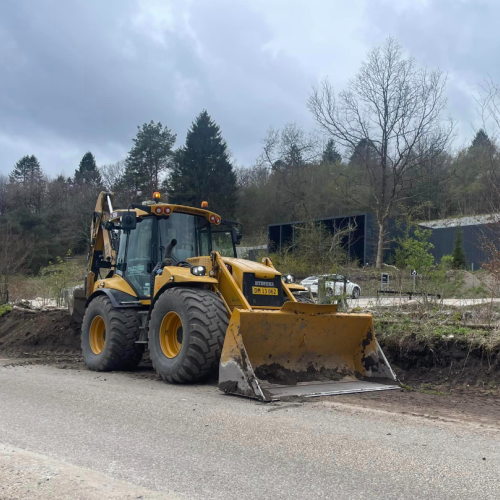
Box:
[201,201,209,208]
[153,191,161,201]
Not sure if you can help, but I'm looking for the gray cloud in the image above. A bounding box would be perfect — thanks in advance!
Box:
[0,0,497,176]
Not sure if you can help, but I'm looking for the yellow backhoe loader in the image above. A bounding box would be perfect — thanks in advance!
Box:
[71,191,398,401]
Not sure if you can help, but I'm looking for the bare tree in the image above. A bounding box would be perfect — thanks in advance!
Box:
[258,123,321,170]
[474,78,500,206]
[257,124,322,220]
[0,226,32,286]
[308,37,454,268]
[0,175,8,216]
[99,160,126,191]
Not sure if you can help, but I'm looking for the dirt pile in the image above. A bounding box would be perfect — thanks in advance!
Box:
[0,309,81,357]
[382,337,500,388]
[1,308,500,391]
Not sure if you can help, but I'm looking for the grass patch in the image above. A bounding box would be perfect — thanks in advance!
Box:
[375,317,500,354]
[419,384,450,396]
[400,383,415,392]
[0,304,12,317]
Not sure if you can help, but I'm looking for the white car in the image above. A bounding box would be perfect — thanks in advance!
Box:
[300,275,361,299]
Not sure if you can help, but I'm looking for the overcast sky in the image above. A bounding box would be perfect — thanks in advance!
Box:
[0,0,499,177]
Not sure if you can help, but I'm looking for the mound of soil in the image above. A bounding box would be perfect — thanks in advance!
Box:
[1,308,499,392]
[381,337,500,388]
[0,309,81,357]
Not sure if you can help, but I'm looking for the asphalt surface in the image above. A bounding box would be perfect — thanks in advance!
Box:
[1,361,499,499]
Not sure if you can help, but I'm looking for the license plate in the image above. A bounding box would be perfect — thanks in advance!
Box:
[252,286,278,296]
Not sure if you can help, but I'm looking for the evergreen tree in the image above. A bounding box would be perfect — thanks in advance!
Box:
[284,144,304,168]
[169,110,237,216]
[124,121,176,198]
[321,139,342,164]
[75,152,101,185]
[452,229,467,270]
[9,155,45,213]
[349,138,377,165]
[471,129,491,150]
[9,155,42,185]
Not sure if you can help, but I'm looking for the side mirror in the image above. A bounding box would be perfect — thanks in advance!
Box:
[121,211,137,231]
[231,227,243,245]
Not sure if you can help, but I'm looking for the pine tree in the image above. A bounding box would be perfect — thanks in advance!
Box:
[124,121,176,198]
[452,229,467,270]
[9,155,45,213]
[75,152,101,185]
[169,110,237,217]
[471,129,491,150]
[283,144,303,169]
[321,139,342,164]
[349,138,377,165]
[9,155,42,185]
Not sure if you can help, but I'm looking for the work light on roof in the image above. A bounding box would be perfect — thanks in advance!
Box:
[164,207,172,215]
[154,207,162,215]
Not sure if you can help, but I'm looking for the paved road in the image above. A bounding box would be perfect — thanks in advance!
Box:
[1,361,499,499]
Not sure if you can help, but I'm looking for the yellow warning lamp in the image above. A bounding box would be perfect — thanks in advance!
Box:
[201,201,209,208]
[153,191,161,203]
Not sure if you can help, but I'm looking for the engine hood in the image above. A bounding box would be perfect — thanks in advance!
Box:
[222,257,280,280]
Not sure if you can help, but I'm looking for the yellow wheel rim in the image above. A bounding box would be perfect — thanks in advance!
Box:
[160,311,183,358]
[89,316,106,355]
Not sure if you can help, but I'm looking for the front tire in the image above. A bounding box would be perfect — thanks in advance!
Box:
[81,295,144,371]
[352,287,360,299]
[149,288,228,383]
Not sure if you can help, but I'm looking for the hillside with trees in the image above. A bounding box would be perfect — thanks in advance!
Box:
[2,38,500,276]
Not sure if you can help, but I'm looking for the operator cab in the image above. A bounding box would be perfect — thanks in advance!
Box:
[110,196,241,299]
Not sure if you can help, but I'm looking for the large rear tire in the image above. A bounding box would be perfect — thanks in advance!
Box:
[81,295,144,371]
[149,288,228,383]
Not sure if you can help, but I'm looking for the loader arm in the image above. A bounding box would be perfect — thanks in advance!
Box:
[86,191,115,296]
[71,191,116,323]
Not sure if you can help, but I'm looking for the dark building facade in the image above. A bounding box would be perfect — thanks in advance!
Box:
[419,215,499,270]
[268,213,398,266]
[269,213,498,269]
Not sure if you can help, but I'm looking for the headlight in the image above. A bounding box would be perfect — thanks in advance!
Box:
[283,274,295,284]
[191,266,206,276]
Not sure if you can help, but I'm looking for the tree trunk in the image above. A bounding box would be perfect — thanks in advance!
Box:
[376,220,385,269]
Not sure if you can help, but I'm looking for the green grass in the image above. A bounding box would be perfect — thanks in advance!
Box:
[0,304,12,317]
[400,383,415,392]
[419,384,450,396]
[375,317,498,354]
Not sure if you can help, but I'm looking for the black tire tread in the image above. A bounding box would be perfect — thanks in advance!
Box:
[150,288,228,383]
[82,295,144,371]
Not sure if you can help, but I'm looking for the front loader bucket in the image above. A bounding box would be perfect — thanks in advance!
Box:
[218,302,399,402]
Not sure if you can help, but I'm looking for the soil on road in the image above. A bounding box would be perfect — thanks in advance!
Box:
[1,358,500,500]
